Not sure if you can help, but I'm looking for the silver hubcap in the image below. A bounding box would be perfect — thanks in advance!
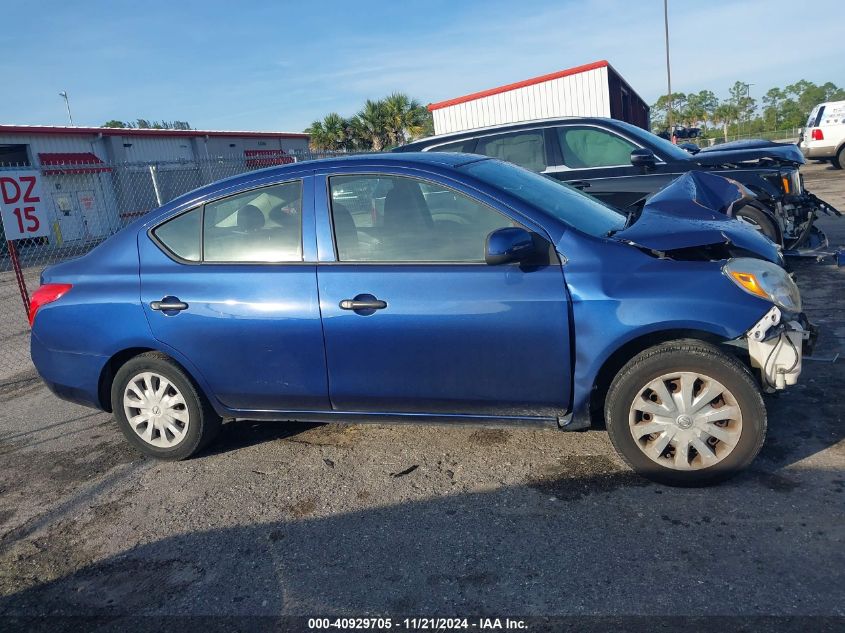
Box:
[123,371,189,448]
[628,371,743,471]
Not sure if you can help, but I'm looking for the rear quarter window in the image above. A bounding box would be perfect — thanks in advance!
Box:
[808,105,825,127]
[152,207,201,261]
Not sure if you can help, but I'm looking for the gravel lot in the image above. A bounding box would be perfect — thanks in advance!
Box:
[0,163,842,622]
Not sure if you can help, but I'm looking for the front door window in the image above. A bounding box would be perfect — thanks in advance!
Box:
[556,126,637,168]
[329,174,518,262]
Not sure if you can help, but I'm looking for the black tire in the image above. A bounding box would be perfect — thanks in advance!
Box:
[111,351,222,460]
[834,147,845,170]
[605,340,766,486]
[735,204,780,243]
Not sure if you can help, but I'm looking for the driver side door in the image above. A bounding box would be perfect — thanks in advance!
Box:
[315,169,572,419]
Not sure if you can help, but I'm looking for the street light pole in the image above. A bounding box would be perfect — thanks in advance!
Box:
[58,91,74,126]
[663,0,673,135]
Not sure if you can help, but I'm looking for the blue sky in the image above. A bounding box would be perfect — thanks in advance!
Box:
[1,0,843,132]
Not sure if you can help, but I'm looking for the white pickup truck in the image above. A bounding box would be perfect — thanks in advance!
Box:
[800,100,845,169]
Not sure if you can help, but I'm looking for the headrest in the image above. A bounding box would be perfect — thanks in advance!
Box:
[237,204,265,231]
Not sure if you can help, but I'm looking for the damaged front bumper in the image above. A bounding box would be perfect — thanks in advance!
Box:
[743,306,817,391]
[782,191,842,257]
[802,191,842,218]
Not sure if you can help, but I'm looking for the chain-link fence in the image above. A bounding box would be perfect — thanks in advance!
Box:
[692,127,803,147]
[0,151,347,385]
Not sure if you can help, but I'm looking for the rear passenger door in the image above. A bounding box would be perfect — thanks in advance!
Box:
[472,129,551,173]
[139,176,330,412]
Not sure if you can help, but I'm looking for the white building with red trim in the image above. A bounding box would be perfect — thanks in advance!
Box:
[0,125,309,244]
[427,60,649,135]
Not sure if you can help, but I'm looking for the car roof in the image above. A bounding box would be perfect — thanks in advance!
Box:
[150,152,488,220]
[398,116,622,149]
[224,151,479,181]
[814,99,845,108]
[209,151,479,187]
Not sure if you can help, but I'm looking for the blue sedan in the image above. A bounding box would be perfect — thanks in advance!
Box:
[29,153,812,485]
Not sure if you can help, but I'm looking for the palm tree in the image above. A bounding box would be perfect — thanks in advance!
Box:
[345,115,369,150]
[353,99,390,151]
[307,94,433,152]
[305,113,350,151]
[322,113,348,150]
[383,92,435,146]
[304,119,330,151]
[713,102,739,142]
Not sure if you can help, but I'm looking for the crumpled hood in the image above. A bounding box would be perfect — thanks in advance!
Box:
[692,140,804,166]
[612,171,782,263]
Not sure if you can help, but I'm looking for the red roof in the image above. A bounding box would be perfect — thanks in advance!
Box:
[428,60,609,111]
[39,152,111,174]
[1,125,308,139]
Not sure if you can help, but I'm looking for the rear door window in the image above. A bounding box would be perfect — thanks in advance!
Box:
[474,130,547,172]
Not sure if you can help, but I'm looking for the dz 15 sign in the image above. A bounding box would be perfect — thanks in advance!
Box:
[0,171,50,241]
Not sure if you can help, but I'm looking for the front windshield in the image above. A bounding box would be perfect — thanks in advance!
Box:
[612,120,692,161]
[461,158,626,238]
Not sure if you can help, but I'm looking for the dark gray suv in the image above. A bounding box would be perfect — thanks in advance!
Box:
[397,117,841,251]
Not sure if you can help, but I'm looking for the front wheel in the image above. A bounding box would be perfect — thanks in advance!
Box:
[735,204,780,243]
[111,352,222,460]
[605,341,766,486]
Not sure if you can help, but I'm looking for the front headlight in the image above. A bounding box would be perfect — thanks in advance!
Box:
[777,170,802,196]
[793,171,803,194]
[723,257,802,312]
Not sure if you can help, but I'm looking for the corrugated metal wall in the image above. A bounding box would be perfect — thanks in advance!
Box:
[432,67,611,135]
[0,132,101,158]
[121,136,194,162]
[204,135,309,158]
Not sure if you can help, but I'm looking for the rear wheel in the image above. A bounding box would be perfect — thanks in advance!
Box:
[834,147,845,170]
[111,352,222,460]
[605,341,766,486]
[735,204,780,243]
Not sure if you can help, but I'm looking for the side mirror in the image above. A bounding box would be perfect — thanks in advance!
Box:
[485,227,535,265]
[630,148,656,170]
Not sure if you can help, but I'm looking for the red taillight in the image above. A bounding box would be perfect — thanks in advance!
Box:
[29,283,72,326]
[811,129,824,141]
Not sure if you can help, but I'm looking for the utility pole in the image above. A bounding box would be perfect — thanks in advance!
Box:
[58,91,74,126]
[664,0,673,134]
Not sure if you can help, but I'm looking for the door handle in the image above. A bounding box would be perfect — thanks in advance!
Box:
[569,180,591,190]
[151,297,189,312]
[339,298,387,311]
